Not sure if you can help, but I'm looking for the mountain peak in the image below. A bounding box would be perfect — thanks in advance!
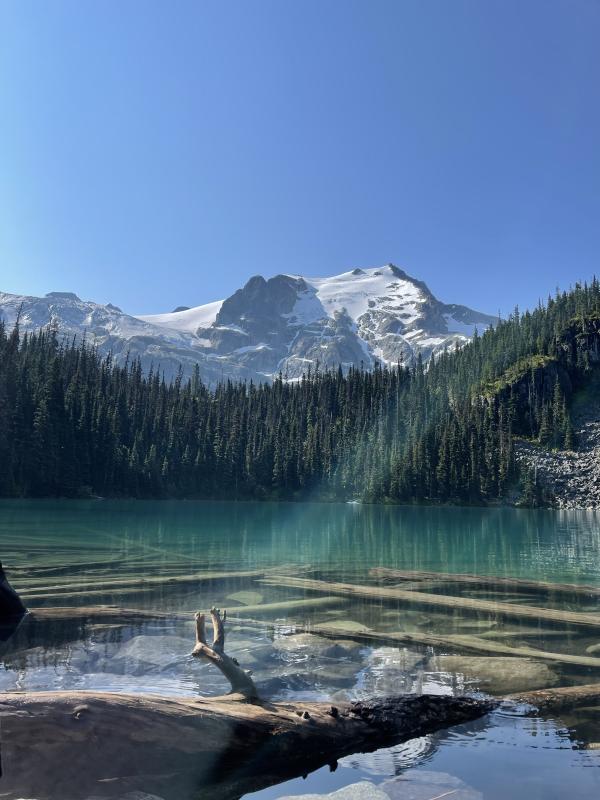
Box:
[45,291,81,301]
[2,264,496,385]
[136,263,496,381]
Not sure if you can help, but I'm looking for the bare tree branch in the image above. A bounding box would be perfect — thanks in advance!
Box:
[192,608,258,701]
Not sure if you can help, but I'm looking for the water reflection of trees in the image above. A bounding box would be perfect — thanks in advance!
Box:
[2,500,600,585]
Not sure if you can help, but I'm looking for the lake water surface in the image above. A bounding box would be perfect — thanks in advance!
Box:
[2,500,600,799]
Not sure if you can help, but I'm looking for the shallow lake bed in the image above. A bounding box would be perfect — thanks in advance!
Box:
[2,499,600,798]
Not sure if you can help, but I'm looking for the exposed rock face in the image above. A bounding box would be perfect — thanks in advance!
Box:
[515,388,600,509]
[0,264,496,384]
[142,264,496,382]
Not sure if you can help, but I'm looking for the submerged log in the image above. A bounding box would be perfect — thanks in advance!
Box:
[224,596,346,616]
[4,596,345,641]
[0,583,492,800]
[16,568,267,597]
[260,575,600,630]
[227,616,600,669]
[370,567,600,598]
[509,683,600,712]
[3,567,598,797]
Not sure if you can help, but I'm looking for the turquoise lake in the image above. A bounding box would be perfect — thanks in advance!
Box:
[1,500,600,799]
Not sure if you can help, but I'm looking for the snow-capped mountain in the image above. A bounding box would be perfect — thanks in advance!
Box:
[139,265,497,379]
[0,265,496,384]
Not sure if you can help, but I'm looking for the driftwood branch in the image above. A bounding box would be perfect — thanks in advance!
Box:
[192,607,258,701]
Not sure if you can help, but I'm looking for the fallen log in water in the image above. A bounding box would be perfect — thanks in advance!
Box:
[15,568,267,596]
[8,597,343,625]
[225,596,346,616]
[4,566,600,797]
[0,689,492,800]
[509,683,600,711]
[0,587,492,800]
[260,575,600,630]
[0,597,348,658]
[227,617,600,669]
[370,567,600,599]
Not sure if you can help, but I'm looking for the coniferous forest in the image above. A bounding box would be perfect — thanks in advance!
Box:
[1,280,599,504]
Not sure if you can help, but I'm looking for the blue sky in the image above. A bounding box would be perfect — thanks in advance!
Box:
[1,0,599,316]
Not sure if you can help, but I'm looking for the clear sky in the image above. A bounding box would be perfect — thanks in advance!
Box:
[1,1,599,316]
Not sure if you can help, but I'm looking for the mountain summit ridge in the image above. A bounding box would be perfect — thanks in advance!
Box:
[0,264,496,383]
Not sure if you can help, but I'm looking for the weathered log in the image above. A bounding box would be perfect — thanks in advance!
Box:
[225,596,346,616]
[371,567,600,598]
[509,683,600,712]
[260,575,600,630]
[0,583,492,800]
[6,596,344,633]
[15,568,267,596]
[0,690,492,800]
[20,586,161,602]
[227,616,600,669]
[11,604,170,623]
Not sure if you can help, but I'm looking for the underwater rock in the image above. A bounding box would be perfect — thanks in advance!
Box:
[340,735,434,775]
[109,635,192,673]
[358,647,424,696]
[427,655,558,694]
[272,632,362,660]
[276,780,389,800]
[226,637,277,665]
[226,590,264,606]
[257,657,361,697]
[380,768,482,800]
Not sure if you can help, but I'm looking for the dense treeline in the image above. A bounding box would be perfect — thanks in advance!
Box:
[1,279,599,504]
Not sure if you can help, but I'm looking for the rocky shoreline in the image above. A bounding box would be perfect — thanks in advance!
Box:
[515,405,600,511]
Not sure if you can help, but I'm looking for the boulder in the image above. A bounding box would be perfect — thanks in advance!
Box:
[381,769,482,800]
[276,780,389,800]
[359,647,425,695]
[427,655,557,694]
[272,633,362,660]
